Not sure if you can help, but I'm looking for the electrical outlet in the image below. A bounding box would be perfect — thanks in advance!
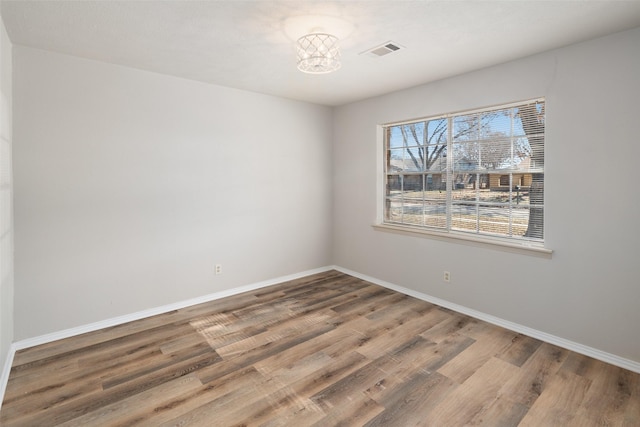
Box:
[215,264,222,275]
[443,271,451,283]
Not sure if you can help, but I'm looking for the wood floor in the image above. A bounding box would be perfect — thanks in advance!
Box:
[2,270,639,426]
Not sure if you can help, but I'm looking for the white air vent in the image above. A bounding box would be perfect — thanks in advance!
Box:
[361,41,403,57]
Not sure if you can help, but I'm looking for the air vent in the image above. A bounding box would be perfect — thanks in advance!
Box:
[361,41,403,57]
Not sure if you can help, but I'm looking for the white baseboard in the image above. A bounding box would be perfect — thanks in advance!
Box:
[0,265,334,409]
[13,266,335,352]
[0,343,16,411]
[2,263,638,411]
[334,266,640,374]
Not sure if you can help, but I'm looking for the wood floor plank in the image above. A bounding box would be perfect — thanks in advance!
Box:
[419,309,476,343]
[56,373,203,427]
[9,310,186,367]
[363,371,457,427]
[518,369,592,426]
[569,360,636,426]
[276,350,372,400]
[466,394,530,427]
[352,303,451,359]
[0,376,103,424]
[361,335,463,404]
[257,350,334,384]
[191,312,270,350]
[437,325,517,384]
[311,333,472,413]
[251,325,357,377]
[496,342,569,407]
[219,385,325,427]
[5,333,190,407]
[101,342,216,389]
[623,375,640,427]
[214,311,334,360]
[496,333,544,367]
[328,285,396,314]
[8,320,196,381]
[354,315,439,360]
[310,360,387,412]
[421,356,521,425]
[140,366,272,426]
[2,270,639,426]
[14,351,222,426]
[163,351,370,427]
[156,369,278,427]
[310,397,384,427]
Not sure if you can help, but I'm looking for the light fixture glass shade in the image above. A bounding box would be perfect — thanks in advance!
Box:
[296,33,341,74]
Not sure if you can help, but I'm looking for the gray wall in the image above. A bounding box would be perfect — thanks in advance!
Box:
[9,26,640,366]
[0,13,13,371]
[333,27,640,363]
[13,47,333,339]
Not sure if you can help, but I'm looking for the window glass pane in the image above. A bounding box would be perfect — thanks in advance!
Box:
[487,187,511,204]
[478,138,512,170]
[477,173,490,190]
[425,145,447,172]
[402,202,423,225]
[528,138,544,170]
[477,205,511,236]
[388,126,405,149]
[386,200,402,222]
[452,174,492,197]
[452,142,479,171]
[402,178,424,225]
[512,205,532,238]
[453,115,479,142]
[402,176,424,194]
[528,174,544,204]
[425,174,447,195]
[526,173,544,240]
[452,173,471,191]
[480,109,512,137]
[512,180,529,206]
[424,201,447,228]
[515,102,545,137]
[451,203,477,233]
[387,148,404,172]
[426,118,448,145]
[386,175,402,196]
[513,137,531,164]
[400,122,426,148]
[452,173,476,201]
[403,147,424,171]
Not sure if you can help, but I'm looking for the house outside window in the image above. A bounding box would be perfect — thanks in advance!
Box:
[383,98,545,245]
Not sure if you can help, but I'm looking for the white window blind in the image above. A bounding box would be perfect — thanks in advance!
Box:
[383,98,545,245]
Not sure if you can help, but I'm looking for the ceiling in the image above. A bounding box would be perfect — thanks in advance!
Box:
[2,1,640,106]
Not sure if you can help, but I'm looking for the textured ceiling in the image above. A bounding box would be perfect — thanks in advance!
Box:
[2,1,640,106]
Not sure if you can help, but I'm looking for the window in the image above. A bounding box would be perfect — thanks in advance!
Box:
[383,98,545,246]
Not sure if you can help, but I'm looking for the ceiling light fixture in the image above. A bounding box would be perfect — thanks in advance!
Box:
[296,32,341,74]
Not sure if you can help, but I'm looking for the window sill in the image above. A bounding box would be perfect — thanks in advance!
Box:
[372,223,553,258]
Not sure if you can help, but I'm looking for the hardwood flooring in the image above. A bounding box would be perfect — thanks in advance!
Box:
[2,270,639,426]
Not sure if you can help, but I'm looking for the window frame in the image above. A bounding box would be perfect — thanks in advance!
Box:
[375,98,551,256]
